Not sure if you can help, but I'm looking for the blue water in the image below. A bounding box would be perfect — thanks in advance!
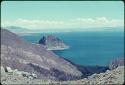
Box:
[20,31,124,66]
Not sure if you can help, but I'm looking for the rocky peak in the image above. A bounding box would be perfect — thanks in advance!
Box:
[39,35,69,50]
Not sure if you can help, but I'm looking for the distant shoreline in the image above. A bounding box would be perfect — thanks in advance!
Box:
[46,46,70,51]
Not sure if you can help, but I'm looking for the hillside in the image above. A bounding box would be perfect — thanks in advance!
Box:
[1,66,124,84]
[1,28,82,81]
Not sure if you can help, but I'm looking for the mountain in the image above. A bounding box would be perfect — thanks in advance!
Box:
[4,26,30,33]
[1,28,82,81]
[4,26,124,33]
[39,35,69,50]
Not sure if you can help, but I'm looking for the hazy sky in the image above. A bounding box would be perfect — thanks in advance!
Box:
[1,1,124,32]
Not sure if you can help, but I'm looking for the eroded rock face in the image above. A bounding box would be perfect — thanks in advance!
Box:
[1,28,82,81]
[39,35,69,50]
[109,58,124,70]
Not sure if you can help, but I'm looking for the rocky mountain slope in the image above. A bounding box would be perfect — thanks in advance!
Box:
[1,28,82,81]
[109,58,124,70]
[1,66,124,84]
[61,66,124,84]
[39,35,69,50]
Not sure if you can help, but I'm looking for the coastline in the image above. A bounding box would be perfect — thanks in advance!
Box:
[46,46,70,51]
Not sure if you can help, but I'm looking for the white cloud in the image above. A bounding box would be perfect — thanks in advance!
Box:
[1,17,124,32]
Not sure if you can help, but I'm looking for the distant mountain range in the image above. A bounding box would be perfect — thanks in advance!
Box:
[4,26,30,33]
[3,26,124,34]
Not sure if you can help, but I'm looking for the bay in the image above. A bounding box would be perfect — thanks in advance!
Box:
[20,31,124,66]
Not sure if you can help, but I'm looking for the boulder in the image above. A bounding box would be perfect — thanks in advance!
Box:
[31,73,37,78]
[5,67,13,73]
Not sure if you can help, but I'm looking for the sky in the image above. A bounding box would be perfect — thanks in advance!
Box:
[1,1,124,32]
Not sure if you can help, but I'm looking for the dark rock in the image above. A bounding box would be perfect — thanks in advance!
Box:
[76,65,109,78]
[39,35,69,50]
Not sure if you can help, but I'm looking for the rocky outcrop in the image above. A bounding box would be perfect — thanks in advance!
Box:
[1,66,52,84]
[109,58,124,70]
[2,66,37,79]
[39,35,69,50]
[1,28,82,81]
